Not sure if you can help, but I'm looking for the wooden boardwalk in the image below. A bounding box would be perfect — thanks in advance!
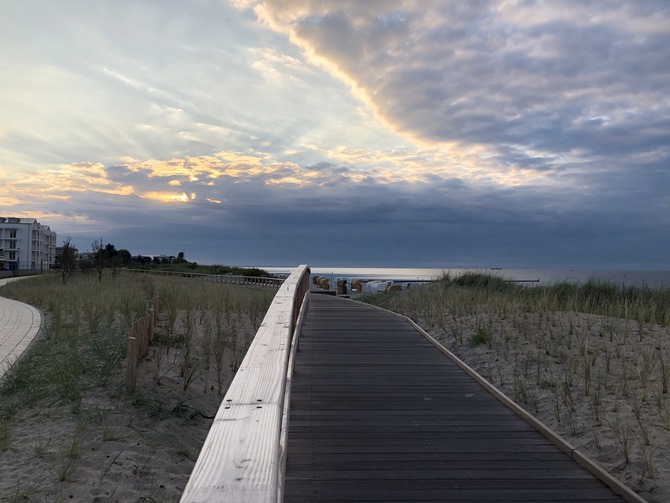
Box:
[283,294,627,502]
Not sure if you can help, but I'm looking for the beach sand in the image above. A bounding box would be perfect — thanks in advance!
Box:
[416,310,670,503]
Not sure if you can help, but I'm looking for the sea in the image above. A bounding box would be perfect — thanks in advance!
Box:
[259,266,670,289]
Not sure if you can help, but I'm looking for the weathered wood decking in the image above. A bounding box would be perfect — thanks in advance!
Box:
[284,294,627,502]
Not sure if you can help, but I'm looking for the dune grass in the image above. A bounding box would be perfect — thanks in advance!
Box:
[0,270,275,501]
[363,272,670,326]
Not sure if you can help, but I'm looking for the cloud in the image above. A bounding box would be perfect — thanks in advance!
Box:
[236,1,670,172]
[1,146,667,269]
[1,1,668,270]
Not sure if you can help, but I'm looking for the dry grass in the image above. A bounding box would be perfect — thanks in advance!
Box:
[0,271,274,502]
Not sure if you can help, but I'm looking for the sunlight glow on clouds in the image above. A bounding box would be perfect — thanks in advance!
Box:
[235,1,670,175]
[142,192,194,203]
[1,0,669,268]
[250,47,305,81]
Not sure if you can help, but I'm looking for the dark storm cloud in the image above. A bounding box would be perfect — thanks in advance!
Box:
[51,161,664,269]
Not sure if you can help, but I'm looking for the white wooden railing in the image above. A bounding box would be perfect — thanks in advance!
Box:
[180,264,311,503]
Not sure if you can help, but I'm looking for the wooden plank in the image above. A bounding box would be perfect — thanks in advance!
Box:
[285,450,572,463]
[285,458,581,471]
[285,443,569,455]
[284,468,597,480]
[284,483,625,503]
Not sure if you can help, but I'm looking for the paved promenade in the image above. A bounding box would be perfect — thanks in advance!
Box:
[0,277,42,380]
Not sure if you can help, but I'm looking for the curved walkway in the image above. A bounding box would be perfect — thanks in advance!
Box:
[0,278,42,380]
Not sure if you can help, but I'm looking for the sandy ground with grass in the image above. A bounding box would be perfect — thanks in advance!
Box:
[0,308,256,502]
[3,285,669,502]
[415,310,670,503]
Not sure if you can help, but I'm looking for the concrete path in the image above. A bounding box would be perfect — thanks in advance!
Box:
[0,277,42,380]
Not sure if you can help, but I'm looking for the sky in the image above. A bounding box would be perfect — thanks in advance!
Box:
[1,0,669,270]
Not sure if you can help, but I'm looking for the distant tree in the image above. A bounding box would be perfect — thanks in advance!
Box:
[102,243,121,279]
[104,243,117,263]
[92,239,105,282]
[117,249,132,267]
[176,251,186,264]
[60,238,78,284]
[131,255,149,266]
[91,240,121,280]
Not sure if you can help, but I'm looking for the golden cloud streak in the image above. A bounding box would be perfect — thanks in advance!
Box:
[142,191,192,203]
[265,176,310,186]
[121,153,275,183]
[248,3,447,153]
[4,140,554,222]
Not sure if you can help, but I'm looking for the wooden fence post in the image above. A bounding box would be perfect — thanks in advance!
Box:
[126,295,159,392]
[126,336,138,392]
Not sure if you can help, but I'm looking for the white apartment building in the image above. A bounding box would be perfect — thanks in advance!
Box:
[0,217,57,271]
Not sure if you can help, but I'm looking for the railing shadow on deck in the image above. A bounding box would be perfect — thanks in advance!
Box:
[180,264,310,503]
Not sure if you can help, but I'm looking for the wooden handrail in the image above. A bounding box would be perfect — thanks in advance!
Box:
[180,264,310,503]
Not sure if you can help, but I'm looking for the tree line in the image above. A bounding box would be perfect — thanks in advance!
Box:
[58,238,187,284]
